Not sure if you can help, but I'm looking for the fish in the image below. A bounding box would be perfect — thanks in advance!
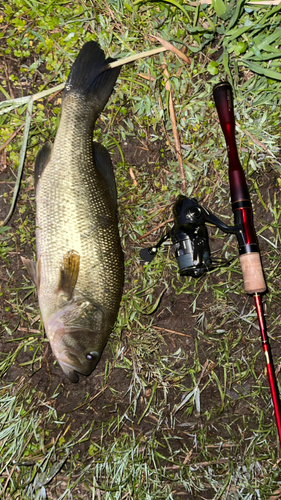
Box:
[21,41,124,383]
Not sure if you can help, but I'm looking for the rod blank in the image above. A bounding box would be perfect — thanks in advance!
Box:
[213,81,266,296]
[213,81,281,443]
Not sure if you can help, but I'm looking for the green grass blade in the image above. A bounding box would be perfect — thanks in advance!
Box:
[1,98,33,226]
[242,59,281,80]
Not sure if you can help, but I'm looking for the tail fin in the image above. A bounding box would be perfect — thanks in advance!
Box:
[64,41,121,114]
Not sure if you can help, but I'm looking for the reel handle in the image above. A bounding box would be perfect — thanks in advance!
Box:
[213,82,266,295]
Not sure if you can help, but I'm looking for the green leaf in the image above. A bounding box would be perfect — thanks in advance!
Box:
[255,28,281,50]
[249,52,281,62]
[203,12,216,31]
[212,0,226,17]
[243,60,281,81]
[223,48,233,86]
[1,98,34,226]
[187,45,201,53]
[220,0,236,21]
[225,26,253,42]
[244,28,281,60]
[134,0,194,17]
[141,287,167,315]
[124,2,133,12]
[257,1,281,24]
[207,60,219,75]
[233,41,248,56]
[228,0,246,30]
[263,44,281,54]
[0,86,11,100]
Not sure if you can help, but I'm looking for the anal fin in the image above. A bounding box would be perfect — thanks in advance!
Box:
[21,256,41,290]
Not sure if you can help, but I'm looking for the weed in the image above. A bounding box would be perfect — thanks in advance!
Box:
[1,0,281,498]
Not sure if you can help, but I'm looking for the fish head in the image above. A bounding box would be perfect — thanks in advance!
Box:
[46,300,107,382]
[52,327,103,382]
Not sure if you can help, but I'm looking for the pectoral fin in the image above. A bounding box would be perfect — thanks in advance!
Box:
[21,256,41,290]
[57,250,80,300]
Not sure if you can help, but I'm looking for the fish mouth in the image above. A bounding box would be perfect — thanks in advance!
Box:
[57,350,82,383]
[59,361,80,383]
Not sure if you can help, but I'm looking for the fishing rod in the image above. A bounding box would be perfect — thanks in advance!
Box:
[140,83,281,441]
[213,81,281,442]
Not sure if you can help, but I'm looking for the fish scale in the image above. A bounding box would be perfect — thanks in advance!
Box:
[37,97,122,321]
[22,42,123,382]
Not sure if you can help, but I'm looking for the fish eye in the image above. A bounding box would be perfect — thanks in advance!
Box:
[86,351,99,361]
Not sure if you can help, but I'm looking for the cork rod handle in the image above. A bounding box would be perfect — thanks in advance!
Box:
[239,253,266,295]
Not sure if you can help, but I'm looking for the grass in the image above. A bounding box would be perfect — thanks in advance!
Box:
[1,0,281,498]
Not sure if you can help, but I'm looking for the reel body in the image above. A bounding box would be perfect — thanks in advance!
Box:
[140,196,240,277]
[170,197,211,277]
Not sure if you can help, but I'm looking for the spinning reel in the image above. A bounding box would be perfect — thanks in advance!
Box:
[140,195,242,277]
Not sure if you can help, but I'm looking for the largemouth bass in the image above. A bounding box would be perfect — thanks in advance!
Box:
[22,42,124,382]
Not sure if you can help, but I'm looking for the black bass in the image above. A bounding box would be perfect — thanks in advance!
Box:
[22,42,124,382]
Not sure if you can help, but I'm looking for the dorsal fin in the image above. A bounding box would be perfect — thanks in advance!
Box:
[93,142,117,210]
[34,143,53,190]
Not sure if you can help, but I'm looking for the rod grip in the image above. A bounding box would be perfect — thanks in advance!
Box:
[239,253,266,294]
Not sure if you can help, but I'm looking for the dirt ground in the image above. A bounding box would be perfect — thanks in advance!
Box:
[1,52,281,499]
[2,139,280,491]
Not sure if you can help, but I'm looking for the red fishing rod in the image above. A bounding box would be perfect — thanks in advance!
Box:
[213,81,281,442]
